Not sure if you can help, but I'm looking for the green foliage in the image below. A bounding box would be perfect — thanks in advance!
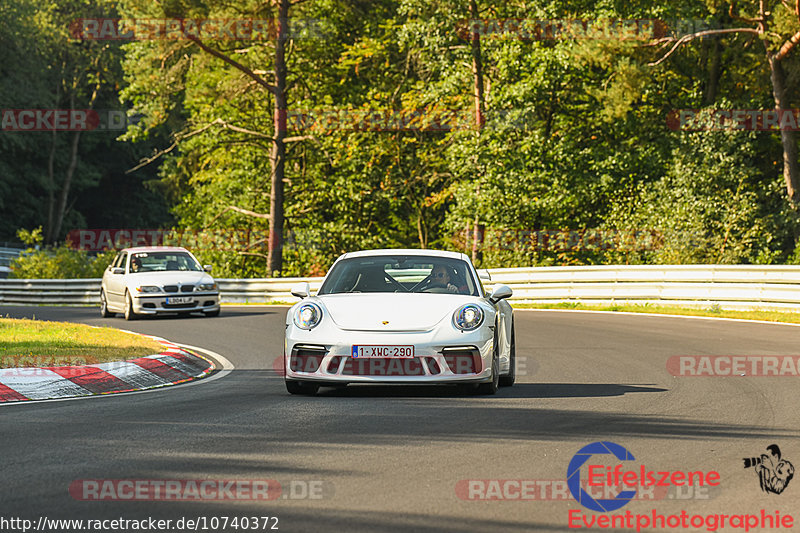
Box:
[8,0,800,275]
[11,227,115,279]
[604,129,787,264]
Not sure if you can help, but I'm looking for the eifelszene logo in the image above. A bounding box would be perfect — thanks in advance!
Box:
[744,445,794,495]
[567,441,721,512]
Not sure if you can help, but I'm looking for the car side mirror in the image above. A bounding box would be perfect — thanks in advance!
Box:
[291,282,310,299]
[112,267,125,275]
[489,284,512,303]
[478,269,492,281]
[203,265,213,273]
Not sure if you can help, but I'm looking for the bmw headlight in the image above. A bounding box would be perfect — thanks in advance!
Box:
[453,304,484,331]
[135,285,161,293]
[293,303,323,330]
[195,283,217,292]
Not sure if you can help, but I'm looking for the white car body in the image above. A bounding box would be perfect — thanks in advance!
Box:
[284,249,515,395]
[100,246,220,320]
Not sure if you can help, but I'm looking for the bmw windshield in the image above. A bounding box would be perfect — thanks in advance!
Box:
[129,251,203,273]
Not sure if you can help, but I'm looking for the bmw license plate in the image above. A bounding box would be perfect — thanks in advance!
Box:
[166,297,193,304]
[352,345,415,358]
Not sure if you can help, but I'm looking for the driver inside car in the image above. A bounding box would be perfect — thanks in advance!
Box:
[429,265,466,294]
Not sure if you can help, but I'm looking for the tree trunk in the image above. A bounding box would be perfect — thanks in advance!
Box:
[51,129,82,241]
[268,0,290,275]
[45,129,57,243]
[468,0,485,264]
[703,37,721,105]
[768,56,800,203]
[468,0,485,129]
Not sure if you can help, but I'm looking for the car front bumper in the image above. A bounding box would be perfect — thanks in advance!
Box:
[284,326,495,384]
[132,293,220,314]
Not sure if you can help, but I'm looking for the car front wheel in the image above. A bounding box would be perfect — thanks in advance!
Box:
[286,380,319,396]
[476,328,500,395]
[124,291,137,321]
[499,321,516,387]
[100,290,114,318]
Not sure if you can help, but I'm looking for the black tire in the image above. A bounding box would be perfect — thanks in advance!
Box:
[204,309,220,317]
[124,291,137,321]
[100,290,114,318]
[285,380,319,396]
[476,327,500,395]
[457,383,479,394]
[499,321,516,387]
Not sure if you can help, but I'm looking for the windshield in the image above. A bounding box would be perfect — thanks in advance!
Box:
[129,251,202,273]
[318,256,479,296]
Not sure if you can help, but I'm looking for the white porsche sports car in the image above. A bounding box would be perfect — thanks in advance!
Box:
[100,246,220,320]
[284,249,515,395]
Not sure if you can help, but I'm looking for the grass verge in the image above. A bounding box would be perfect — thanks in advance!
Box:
[512,302,800,324]
[0,318,165,367]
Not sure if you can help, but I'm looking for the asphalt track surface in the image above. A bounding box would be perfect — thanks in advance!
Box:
[1,305,799,532]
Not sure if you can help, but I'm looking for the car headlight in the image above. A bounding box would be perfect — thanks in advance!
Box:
[293,303,323,330]
[453,304,484,331]
[195,283,217,292]
[135,285,161,293]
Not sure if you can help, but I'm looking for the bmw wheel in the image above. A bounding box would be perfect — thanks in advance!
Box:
[124,291,137,321]
[100,290,114,318]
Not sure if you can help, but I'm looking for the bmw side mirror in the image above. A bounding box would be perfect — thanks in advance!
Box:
[291,282,310,299]
[489,284,512,303]
[112,267,124,275]
[203,265,213,273]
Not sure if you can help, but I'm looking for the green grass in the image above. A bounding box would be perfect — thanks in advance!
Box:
[512,302,800,324]
[0,318,165,367]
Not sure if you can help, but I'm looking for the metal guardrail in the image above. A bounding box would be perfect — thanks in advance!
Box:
[0,247,24,279]
[3,265,800,309]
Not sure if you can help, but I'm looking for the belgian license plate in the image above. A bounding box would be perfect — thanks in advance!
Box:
[166,297,193,304]
[351,345,415,358]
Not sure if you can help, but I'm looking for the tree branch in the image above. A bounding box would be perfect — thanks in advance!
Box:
[649,28,760,66]
[125,119,223,174]
[187,36,277,94]
[126,119,310,174]
[774,30,800,61]
[227,205,270,219]
[237,251,269,259]
[729,2,763,24]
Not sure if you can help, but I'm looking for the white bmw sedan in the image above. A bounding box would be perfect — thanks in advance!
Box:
[100,246,220,320]
[284,249,515,395]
